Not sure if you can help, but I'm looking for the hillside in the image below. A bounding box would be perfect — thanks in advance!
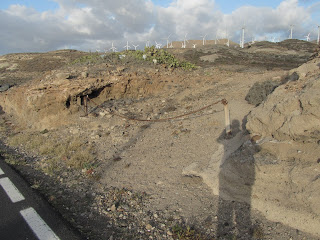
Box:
[0,40,319,240]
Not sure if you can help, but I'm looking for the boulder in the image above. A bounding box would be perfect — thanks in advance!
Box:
[245,80,279,106]
[247,58,320,143]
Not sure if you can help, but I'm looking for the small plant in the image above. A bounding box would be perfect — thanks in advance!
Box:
[3,153,26,166]
[31,179,42,189]
[68,146,95,169]
[252,225,264,239]
[172,224,206,240]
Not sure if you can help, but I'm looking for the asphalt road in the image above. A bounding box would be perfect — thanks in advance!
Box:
[0,157,83,240]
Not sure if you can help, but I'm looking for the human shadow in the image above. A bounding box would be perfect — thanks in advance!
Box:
[216,119,256,239]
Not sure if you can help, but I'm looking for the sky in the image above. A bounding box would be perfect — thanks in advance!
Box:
[0,0,319,54]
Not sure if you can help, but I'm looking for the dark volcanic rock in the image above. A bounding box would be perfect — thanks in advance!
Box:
[245,80,280,106]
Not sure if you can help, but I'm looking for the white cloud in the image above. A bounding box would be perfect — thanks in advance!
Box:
[0,0,317,54]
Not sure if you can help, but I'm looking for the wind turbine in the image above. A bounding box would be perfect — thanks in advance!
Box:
[226,38,230,47]
[289,24,294,39]
[109,42,117,52]
[169,42,174,48]
[225,28,230,47]
[201,34,208,45]
[304,33,310,42]
[183,33,189,48]
[162,34,172,48]
[146,40,150,47]
[192,43,197,48]
[132,44,139,50]
[124,41,130,51]
[240,25,245,48]
[318,26,320,44]
[215,34,220,45]
[251,36,256,45]
[155,41,162,49]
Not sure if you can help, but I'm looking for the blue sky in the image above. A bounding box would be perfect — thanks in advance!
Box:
[1,0,317,13]
[0,0,59,12]
[0,0,319,54]
[0,0,296,12]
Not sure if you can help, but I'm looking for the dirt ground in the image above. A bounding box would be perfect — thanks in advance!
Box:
[0,40,319,240]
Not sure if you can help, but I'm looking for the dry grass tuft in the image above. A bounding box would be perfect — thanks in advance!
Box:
[7,131,96,173]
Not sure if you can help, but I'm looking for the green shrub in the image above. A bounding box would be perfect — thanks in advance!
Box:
[143,46,196,70]
[71,46,196,70]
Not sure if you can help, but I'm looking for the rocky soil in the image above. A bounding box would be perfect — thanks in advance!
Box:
[0,40,319,240]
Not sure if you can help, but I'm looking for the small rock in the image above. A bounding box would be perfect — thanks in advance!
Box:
[251,135,261,144]
[91,135,100,140]
[146,224,153,231]
[167,231,173,236]
[110,204,116,212]
[81,72,88,78]
[286,72,299,82]
[99,111,106,117]
[70,128,80,134]
[55,72,70,79]
[272,76,282,81]
[116,66,125,72]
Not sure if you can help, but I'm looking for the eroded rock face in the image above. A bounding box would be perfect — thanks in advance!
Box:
[246,58,320,143]
[0,66,167,130]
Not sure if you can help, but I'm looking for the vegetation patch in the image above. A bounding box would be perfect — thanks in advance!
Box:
[70,46,196,70]
[70,53,105,65]
[142,46,196,70]
[7,131,97,174]
[3,152,27,166]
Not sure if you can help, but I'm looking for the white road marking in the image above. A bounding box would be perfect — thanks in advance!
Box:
[20,207,60,240]
[0,167,4,175]
[0,177,25,203]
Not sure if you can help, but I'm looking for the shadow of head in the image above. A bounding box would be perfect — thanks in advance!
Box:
[231,119,241,134]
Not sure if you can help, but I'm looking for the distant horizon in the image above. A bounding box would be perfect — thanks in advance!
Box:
[0,0,319,54]
[1,38,318,55]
